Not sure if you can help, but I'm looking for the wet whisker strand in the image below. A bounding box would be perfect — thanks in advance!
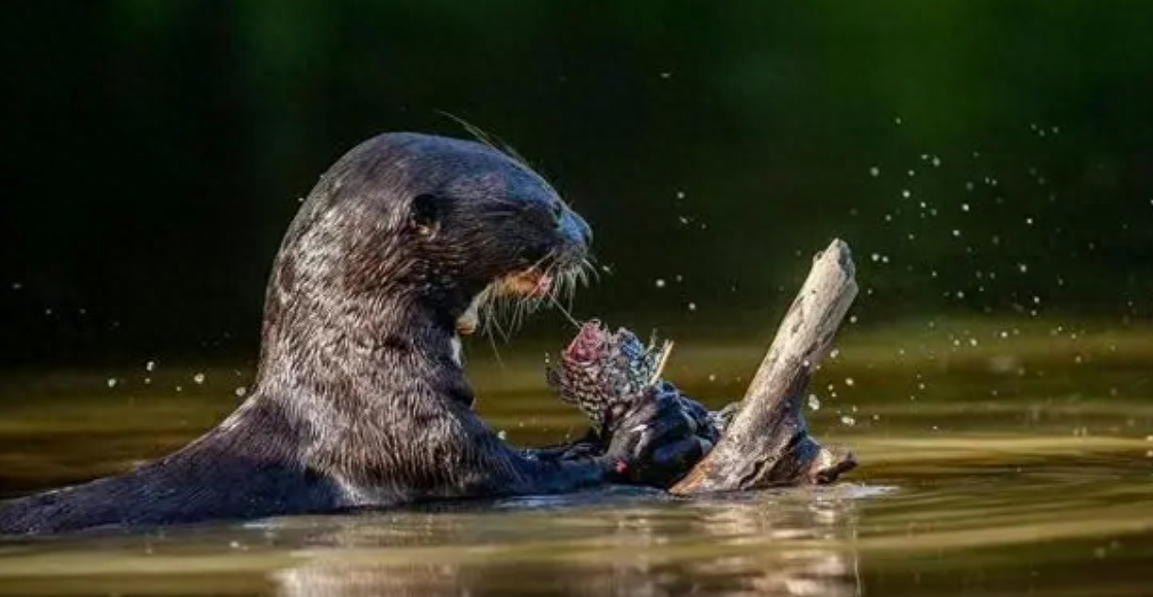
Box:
[548,292,583,329]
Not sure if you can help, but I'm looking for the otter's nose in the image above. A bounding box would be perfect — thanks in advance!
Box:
[558,207,593,249]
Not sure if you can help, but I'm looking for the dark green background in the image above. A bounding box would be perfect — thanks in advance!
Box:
[3,1,1151,364]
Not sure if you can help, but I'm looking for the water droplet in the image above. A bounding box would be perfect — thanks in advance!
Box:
[687,302,697,311]
[675,191,686,200]
[840,415,856,426]
[844,377,855,387]
[952,229,961,237]
[961,203,970,212]
[10,282,22,291]
[869,166,880,177]
[1017,263,1029,273]
[808,395,821,411]
[234,386,247,397]
[497,430,508,440]
[145,360,156,372]
[193,373,205,384]
[106,378,118,388]
[654,279,666,288]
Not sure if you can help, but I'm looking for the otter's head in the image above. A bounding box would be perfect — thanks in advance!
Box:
[264,133,592,350]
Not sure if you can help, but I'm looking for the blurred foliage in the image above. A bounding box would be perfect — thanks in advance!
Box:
[2,0,1151,364]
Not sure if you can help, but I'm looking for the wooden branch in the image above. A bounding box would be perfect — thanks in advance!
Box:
[671,239,859,494]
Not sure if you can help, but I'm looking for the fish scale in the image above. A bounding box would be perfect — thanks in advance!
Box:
[546,321,728,441]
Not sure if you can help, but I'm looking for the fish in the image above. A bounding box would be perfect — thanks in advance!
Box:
[545,320,732,443]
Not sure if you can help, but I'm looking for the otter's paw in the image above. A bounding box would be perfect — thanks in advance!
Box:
[650,380,728,443]
[603,385,710,488]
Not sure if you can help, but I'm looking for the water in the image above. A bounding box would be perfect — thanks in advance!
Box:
[1,324,1151,596]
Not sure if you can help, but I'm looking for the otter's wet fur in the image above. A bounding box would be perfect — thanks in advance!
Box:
[0,133,703,534]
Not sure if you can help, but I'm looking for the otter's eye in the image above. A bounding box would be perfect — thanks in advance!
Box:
[412,193,444,235]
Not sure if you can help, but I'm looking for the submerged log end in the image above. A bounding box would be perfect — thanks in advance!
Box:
[672,439,857,494]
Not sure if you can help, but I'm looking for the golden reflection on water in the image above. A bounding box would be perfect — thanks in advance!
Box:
[1,328,1152,596]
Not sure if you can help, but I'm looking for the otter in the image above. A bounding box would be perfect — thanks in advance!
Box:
[0,133,707,534]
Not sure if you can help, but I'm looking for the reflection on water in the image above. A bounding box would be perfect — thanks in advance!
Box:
[0,488,870,597]
[270,489,866,597]
[1,331,1152,596]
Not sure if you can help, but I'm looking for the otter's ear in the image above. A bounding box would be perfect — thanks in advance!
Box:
[411,193,446,237]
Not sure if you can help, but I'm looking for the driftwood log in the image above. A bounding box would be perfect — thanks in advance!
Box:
[671,239,859,494]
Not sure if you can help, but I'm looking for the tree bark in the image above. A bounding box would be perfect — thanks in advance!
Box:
[671,239,859,494]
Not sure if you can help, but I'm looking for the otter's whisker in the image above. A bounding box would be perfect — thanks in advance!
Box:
[486,328,507,369]
[486,301,513,343]
[547,291,584,330]
[477,286,517,344]
[560,268,581,312]
[438,111,532,169]
[579,256,600,284]
[512,295,534,332]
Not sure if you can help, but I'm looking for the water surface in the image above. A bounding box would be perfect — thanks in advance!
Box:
[1,325,1150,596]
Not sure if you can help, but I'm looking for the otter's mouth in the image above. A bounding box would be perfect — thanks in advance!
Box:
[494,267,556,299]
[455,267,558,335]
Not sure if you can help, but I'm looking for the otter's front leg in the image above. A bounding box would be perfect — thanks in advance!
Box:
[507,385,709,491]
[646,381,740,445]
[521,429,601,462]
[524,385,718,469]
